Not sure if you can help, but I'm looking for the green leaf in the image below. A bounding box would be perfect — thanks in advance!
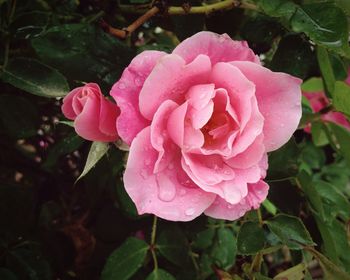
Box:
[145,269,175,280]
[258,0,298,20]
[210,227,237,269]
[101,237,149,280]
[237,222,265,255]
[306,247,350,280]
[333,81,350,116]
[192,228,215,250]
[158,225,190,267]
[31,24,134,90]
[0,95,39,139]
[270,34,315,79]
[326,122,350,165]
[301,77,324,92]
[335,0,350,16]
[1,58,69,98]
[266,214,315,249]
[316,46,336,95]
[311,121,329,147]
[267,138,300,180]
[76,142,109,181]
[273,263,306,280]
[290,3,350,56]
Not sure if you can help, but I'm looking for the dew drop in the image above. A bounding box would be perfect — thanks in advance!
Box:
[185,208,195,216]
[118,83,126,90]
[157,173,176,202]
[140,169,149,179]
[179,189,187,196]
[134,77,143,86]
[227,204,233,209]
[168,163,174,170]
[144,159,151,166]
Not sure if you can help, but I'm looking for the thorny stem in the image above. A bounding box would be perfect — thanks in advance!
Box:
[103,0,257,39]
[150,215,158,270]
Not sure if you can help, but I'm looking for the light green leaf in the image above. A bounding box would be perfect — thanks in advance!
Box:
[77,142,109,181]
[311,121,329,147]
[332,81,350,116]
[301,77,324,92]
[101,237,149,280]
[316,46,336,95]
[326,122,350,165]
[262,199,277,215]
[273,263,306,280]
[1,58,69,98]
[145,269,175,280]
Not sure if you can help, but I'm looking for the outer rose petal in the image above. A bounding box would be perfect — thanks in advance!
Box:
[232,61,302,152]
[139,54,211,120]
[111,51,166,145]
[62,87,81,119]
[74,96,117,142]
[173,31,259,65]
[99,96,120,137]
[124,127,216,221]
[204,180,269,220]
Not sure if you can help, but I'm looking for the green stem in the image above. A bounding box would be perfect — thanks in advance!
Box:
[85,10,105,24]
[150,216,158,270]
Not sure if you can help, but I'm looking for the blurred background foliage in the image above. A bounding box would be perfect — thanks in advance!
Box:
[1,0,350,279]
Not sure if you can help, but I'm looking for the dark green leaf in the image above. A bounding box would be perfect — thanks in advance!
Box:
[267,138,300,180]
[158,225,190,267]
[0,268,17,280]
[258,0,298,20]
[237,222,265,255]
[101,237,149,280]
[145,269,175,280]
[210,227,236,269]
[192,228,215,250]
[317,46,336,94]
[31,24,134,90]
[311,121,329,147]
[270,34,314,79]
[333,81,350,116]
[1,58,69,97]
[266,214,315,249]
[290,3,350,56]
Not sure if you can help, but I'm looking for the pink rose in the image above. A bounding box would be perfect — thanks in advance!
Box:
[62,83,119,142]
[111,32,302,221]
[303,91,350,133]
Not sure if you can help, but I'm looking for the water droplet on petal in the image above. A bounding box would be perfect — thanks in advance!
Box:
[227,204,233,209]
[168,163,174,170]
[179,189,187,196]
[185,208,195,216]
[140,169,149,179]
[157,173,176,202]
[118,83,126,90]
[144,159,151,166]
[134,77,143,86]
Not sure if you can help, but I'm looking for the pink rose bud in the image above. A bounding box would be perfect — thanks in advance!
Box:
[111,32,302,221]
[62,83,119,142]
[304,91,350,133]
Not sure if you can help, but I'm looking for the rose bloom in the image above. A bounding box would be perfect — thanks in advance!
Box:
[62,83,119,142]
[112,32,302,221]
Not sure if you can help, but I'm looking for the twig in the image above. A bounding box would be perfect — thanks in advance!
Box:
[103,0,257,39]
[119,0,257,15]
[102,6,159,39]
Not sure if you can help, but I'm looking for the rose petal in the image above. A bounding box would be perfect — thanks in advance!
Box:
[173,31,259,65]
[139,54,211,120]
[98,96,119,138]
[232,61,302,152]
[204,180,269,220]
[111,51,166,145]
[124,127,216,221]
